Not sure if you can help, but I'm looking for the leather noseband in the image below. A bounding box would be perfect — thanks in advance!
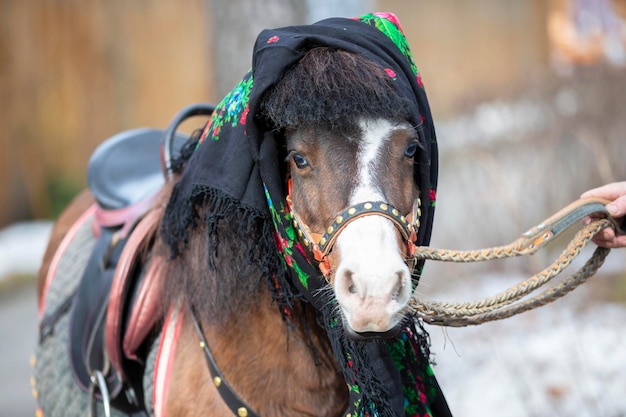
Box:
[287,182,421,279]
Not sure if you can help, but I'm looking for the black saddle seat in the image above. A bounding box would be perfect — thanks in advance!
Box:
[88,128,187,211]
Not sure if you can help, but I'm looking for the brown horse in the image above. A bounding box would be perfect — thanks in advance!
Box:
[35,14,450,417]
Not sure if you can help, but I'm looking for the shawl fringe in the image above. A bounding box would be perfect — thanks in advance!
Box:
[160,183,298,322]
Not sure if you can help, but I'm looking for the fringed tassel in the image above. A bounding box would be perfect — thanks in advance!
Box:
[318,300,437,417]
[319,302,400,417]
[160,184,298,323]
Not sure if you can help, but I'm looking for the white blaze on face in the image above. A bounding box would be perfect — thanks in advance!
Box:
[333,118,412,334]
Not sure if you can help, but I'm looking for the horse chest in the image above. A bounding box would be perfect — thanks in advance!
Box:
[164,304,347,417]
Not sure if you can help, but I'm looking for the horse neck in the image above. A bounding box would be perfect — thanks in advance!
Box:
[157,196,348,415]
[187,286,348,416]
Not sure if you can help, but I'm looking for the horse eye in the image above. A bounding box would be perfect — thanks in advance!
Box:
[293,153,309,169]
[404,142,419,158]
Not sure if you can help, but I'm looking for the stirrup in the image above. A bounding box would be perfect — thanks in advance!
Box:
[88,370,111,417]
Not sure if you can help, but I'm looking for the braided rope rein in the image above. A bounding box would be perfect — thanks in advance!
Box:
[408,198,621,327]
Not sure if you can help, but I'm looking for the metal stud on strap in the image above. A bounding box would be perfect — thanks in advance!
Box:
[289,199,421,278]
[315,201,415,256]
[190,308,261,417]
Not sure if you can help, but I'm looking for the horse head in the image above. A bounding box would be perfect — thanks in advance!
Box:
[262,47,422,338]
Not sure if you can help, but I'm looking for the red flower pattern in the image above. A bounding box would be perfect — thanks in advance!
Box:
[416,73,424,89]
[384,68,396,78]
[372,12,404,34]
[240,105,249,125]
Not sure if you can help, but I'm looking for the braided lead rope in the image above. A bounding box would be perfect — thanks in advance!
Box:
[414,246,610,327]
[412,219,610,316]
[408,198,620,327]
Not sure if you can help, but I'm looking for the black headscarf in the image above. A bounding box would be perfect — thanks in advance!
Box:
[162,12,450,417]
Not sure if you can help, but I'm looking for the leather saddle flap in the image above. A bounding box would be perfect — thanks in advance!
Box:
[106,208,163,381]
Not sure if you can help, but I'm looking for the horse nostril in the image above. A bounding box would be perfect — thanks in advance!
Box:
[345,271,357,294]
[391,280,402,300]
[389,271,407,301]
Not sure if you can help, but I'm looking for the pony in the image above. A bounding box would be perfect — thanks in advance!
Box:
[34,14,451,417]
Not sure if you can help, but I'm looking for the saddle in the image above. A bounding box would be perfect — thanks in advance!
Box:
[68,127,184,413]
[39,104,215,415]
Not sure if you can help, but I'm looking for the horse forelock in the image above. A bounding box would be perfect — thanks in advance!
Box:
[260,46,412,133]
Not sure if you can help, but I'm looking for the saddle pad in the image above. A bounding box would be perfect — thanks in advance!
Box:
[34,214,134,417]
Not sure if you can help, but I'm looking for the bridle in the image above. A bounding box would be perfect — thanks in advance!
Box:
[286,179,422,279]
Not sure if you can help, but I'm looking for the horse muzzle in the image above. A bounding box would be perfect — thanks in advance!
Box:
[289,198,422,336]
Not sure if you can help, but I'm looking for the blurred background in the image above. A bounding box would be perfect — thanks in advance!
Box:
[1,0,625,416]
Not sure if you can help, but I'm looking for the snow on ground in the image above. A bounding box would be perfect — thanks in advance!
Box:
[0,221,52,280]
[426,270,626,417]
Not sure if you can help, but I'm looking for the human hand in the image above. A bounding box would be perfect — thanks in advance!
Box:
[581,181,626,248]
